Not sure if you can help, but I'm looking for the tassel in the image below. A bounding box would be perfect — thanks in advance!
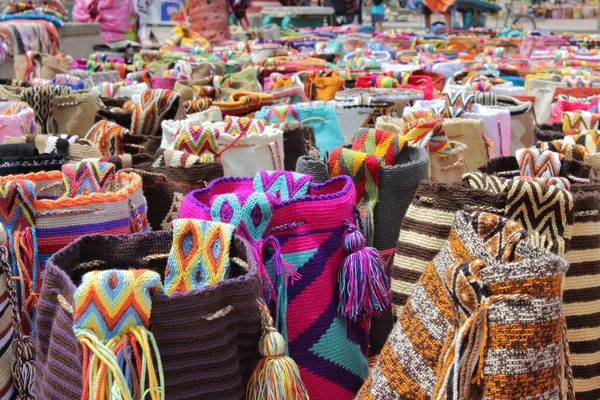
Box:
[337,222,391,321]
[247,299,309,400]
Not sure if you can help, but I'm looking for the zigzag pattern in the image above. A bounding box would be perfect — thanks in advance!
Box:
[85,120,128,157]
[463,172,573,256]
[561,75,592,89]
[131,89,179,136]
[536,140,587,162]
[73,269,163,338]
[517,176,571,191]
[0,101,30,116]
[52,74,84,90]
[0,179,36,231]
[164,219,234,295]
[172,125,219,161]
[351,128,407,166]
[223,115,265,136]
[516,148,563,179]
[562,111,600,132]
[265,105,301,124]
[444,92,474,112]
[329,147,380,245]
[61,161,116,197]
[253,171,311,201]
[210,192,274,242]
[563,131,600,152]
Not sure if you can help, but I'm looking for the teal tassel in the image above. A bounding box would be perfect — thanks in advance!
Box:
[337,223,391,321]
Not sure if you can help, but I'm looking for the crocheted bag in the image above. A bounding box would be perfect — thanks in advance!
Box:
[125,160,225,230]
[0,101,37,141]
[430,141,468,183]
[360,211,573,400]
[443,118,492,170]
[130,89,181,136]
[4,133,103,161]
[50,89,103,137]
[390,176,574,317]
[463,103,512,157]
[0,143,64,175]
[0,85,73,134]
[35,227,266,399]
[255,102,344,153]
[486,94,534,155]
[328,129,430,354]
[0,227,15,400]
[180,171,372,399]
[281,123,318,171]
[13,52,71,81]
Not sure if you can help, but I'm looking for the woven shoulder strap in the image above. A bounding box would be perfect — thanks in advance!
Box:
[164,219,234,295]
[73,269,165,400]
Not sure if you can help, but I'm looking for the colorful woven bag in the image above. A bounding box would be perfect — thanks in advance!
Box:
[124,160,224,231]
[180,171,375,399]
[255,102,344,153]
[49,89,104,137]
[0,101,37,141]
[130,89,181,136]
[360,211,574,400]
[35,223,254,398]
[327,128,429,355]
[0,227,15,400]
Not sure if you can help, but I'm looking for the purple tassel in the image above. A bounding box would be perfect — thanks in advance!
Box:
[337,224,392,321]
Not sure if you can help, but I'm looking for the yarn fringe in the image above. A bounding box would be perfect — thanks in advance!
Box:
[337,222,391,321]
[247,298,309,400]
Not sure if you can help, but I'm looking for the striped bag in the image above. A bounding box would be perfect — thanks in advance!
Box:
[180,171,373,399]
[360,211,574,400]
[390,175,574,317]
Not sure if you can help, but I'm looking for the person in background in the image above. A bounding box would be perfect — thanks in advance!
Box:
[422,0,454,29]
[370,0,385,30]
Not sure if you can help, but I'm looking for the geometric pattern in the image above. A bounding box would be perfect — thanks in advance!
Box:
[172,125,220,162]
[223,115,265,136]
[164,219,234,294]
[61,161,116,197]
[210,192,274,243]
[85,120,128,157]
[562,111,600,133]
[131,89,179,136]
[252,170,311,201]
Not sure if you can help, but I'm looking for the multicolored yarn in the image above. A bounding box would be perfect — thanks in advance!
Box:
[445,92,475,112]
[0,179,39,337]
[181,173,370,399]
[126,70,151,86]
[131,89,180,136]
[352,128,407,165]
[162,69,189,80]
[61,161,116,196]
[172,125,220,162]
[154,149,202,168]
[52,74,84,90]
[191,85,216,98]
[183,97,212,114]
[73,269,165,400]
[214,92,275,117]
[562,75,592,88]
[247,297,309,400]
[252,171,311,201]
[85,120,129,157]
[223,115,265,136]
[516,148,570,189]
[164,219,234,294]
[562,111,600,133]
[537,140,588,162]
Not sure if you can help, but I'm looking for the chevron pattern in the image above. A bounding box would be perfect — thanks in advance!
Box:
[562,111,600,133]
[183,97,212,115]
[536,140,587,162]
[444,92,474,112]
[164,219,234,295]
[172,125,219,162]
[61,161,116,197]
[253,171,311,201]
[73,269,162,338]
[223,115,265,136]
[85,120,128,157]
[352,128,407,165]
[131,89,179,136]
[0,101,31,116]
[561,75,591,89]
[516,148,563,178]
[464,172,573,256]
